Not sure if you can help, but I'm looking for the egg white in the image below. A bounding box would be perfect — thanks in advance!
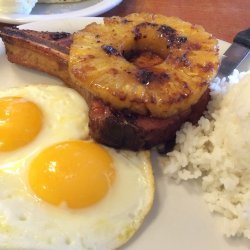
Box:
[0,85,89,170]
[0,84,154,250]
[0,147,154,250]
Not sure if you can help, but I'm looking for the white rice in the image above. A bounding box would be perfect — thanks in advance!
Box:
[160,69,250,239]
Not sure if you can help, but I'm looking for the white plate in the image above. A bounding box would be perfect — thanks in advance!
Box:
[0,17,249,250]
[0,0,123,24]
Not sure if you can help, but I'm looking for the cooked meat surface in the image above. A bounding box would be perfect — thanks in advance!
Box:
[89,89,210,150]
[0,14,219,150]
[0,26,72,85]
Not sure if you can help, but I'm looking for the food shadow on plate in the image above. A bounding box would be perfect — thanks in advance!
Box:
[225,236,250,248]
[118,149,167,249]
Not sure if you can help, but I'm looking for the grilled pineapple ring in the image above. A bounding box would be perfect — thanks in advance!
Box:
[69,13,219,118]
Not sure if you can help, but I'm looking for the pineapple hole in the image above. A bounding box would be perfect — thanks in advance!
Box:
[123,50,164,68]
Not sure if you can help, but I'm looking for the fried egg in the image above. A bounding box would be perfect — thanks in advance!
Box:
[0,85,154,250]
[0,85,89,169]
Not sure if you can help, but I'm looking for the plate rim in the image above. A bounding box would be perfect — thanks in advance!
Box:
[0,0,123,24]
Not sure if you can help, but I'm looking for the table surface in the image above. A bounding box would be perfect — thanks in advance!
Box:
[0,0,249,43]
[103,0,250,43]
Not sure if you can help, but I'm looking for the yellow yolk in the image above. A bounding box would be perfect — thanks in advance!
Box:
[29,140,115,209]
[0,97,43,152]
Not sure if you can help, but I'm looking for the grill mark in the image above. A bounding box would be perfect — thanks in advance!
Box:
[122,19,132,24]
[136,69,169,85]
[157,25,176,36]
[132,22,187,49]
[49,32,71,40]
[133,22,158,41]
[101,45,121,56]
[177,52,191,67]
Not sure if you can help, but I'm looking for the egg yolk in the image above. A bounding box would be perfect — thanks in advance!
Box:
[29,140,115,209]
[0,97,43,152]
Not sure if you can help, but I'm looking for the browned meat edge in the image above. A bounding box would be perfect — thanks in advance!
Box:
[89,90,209,150]
[0,26,210,150]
